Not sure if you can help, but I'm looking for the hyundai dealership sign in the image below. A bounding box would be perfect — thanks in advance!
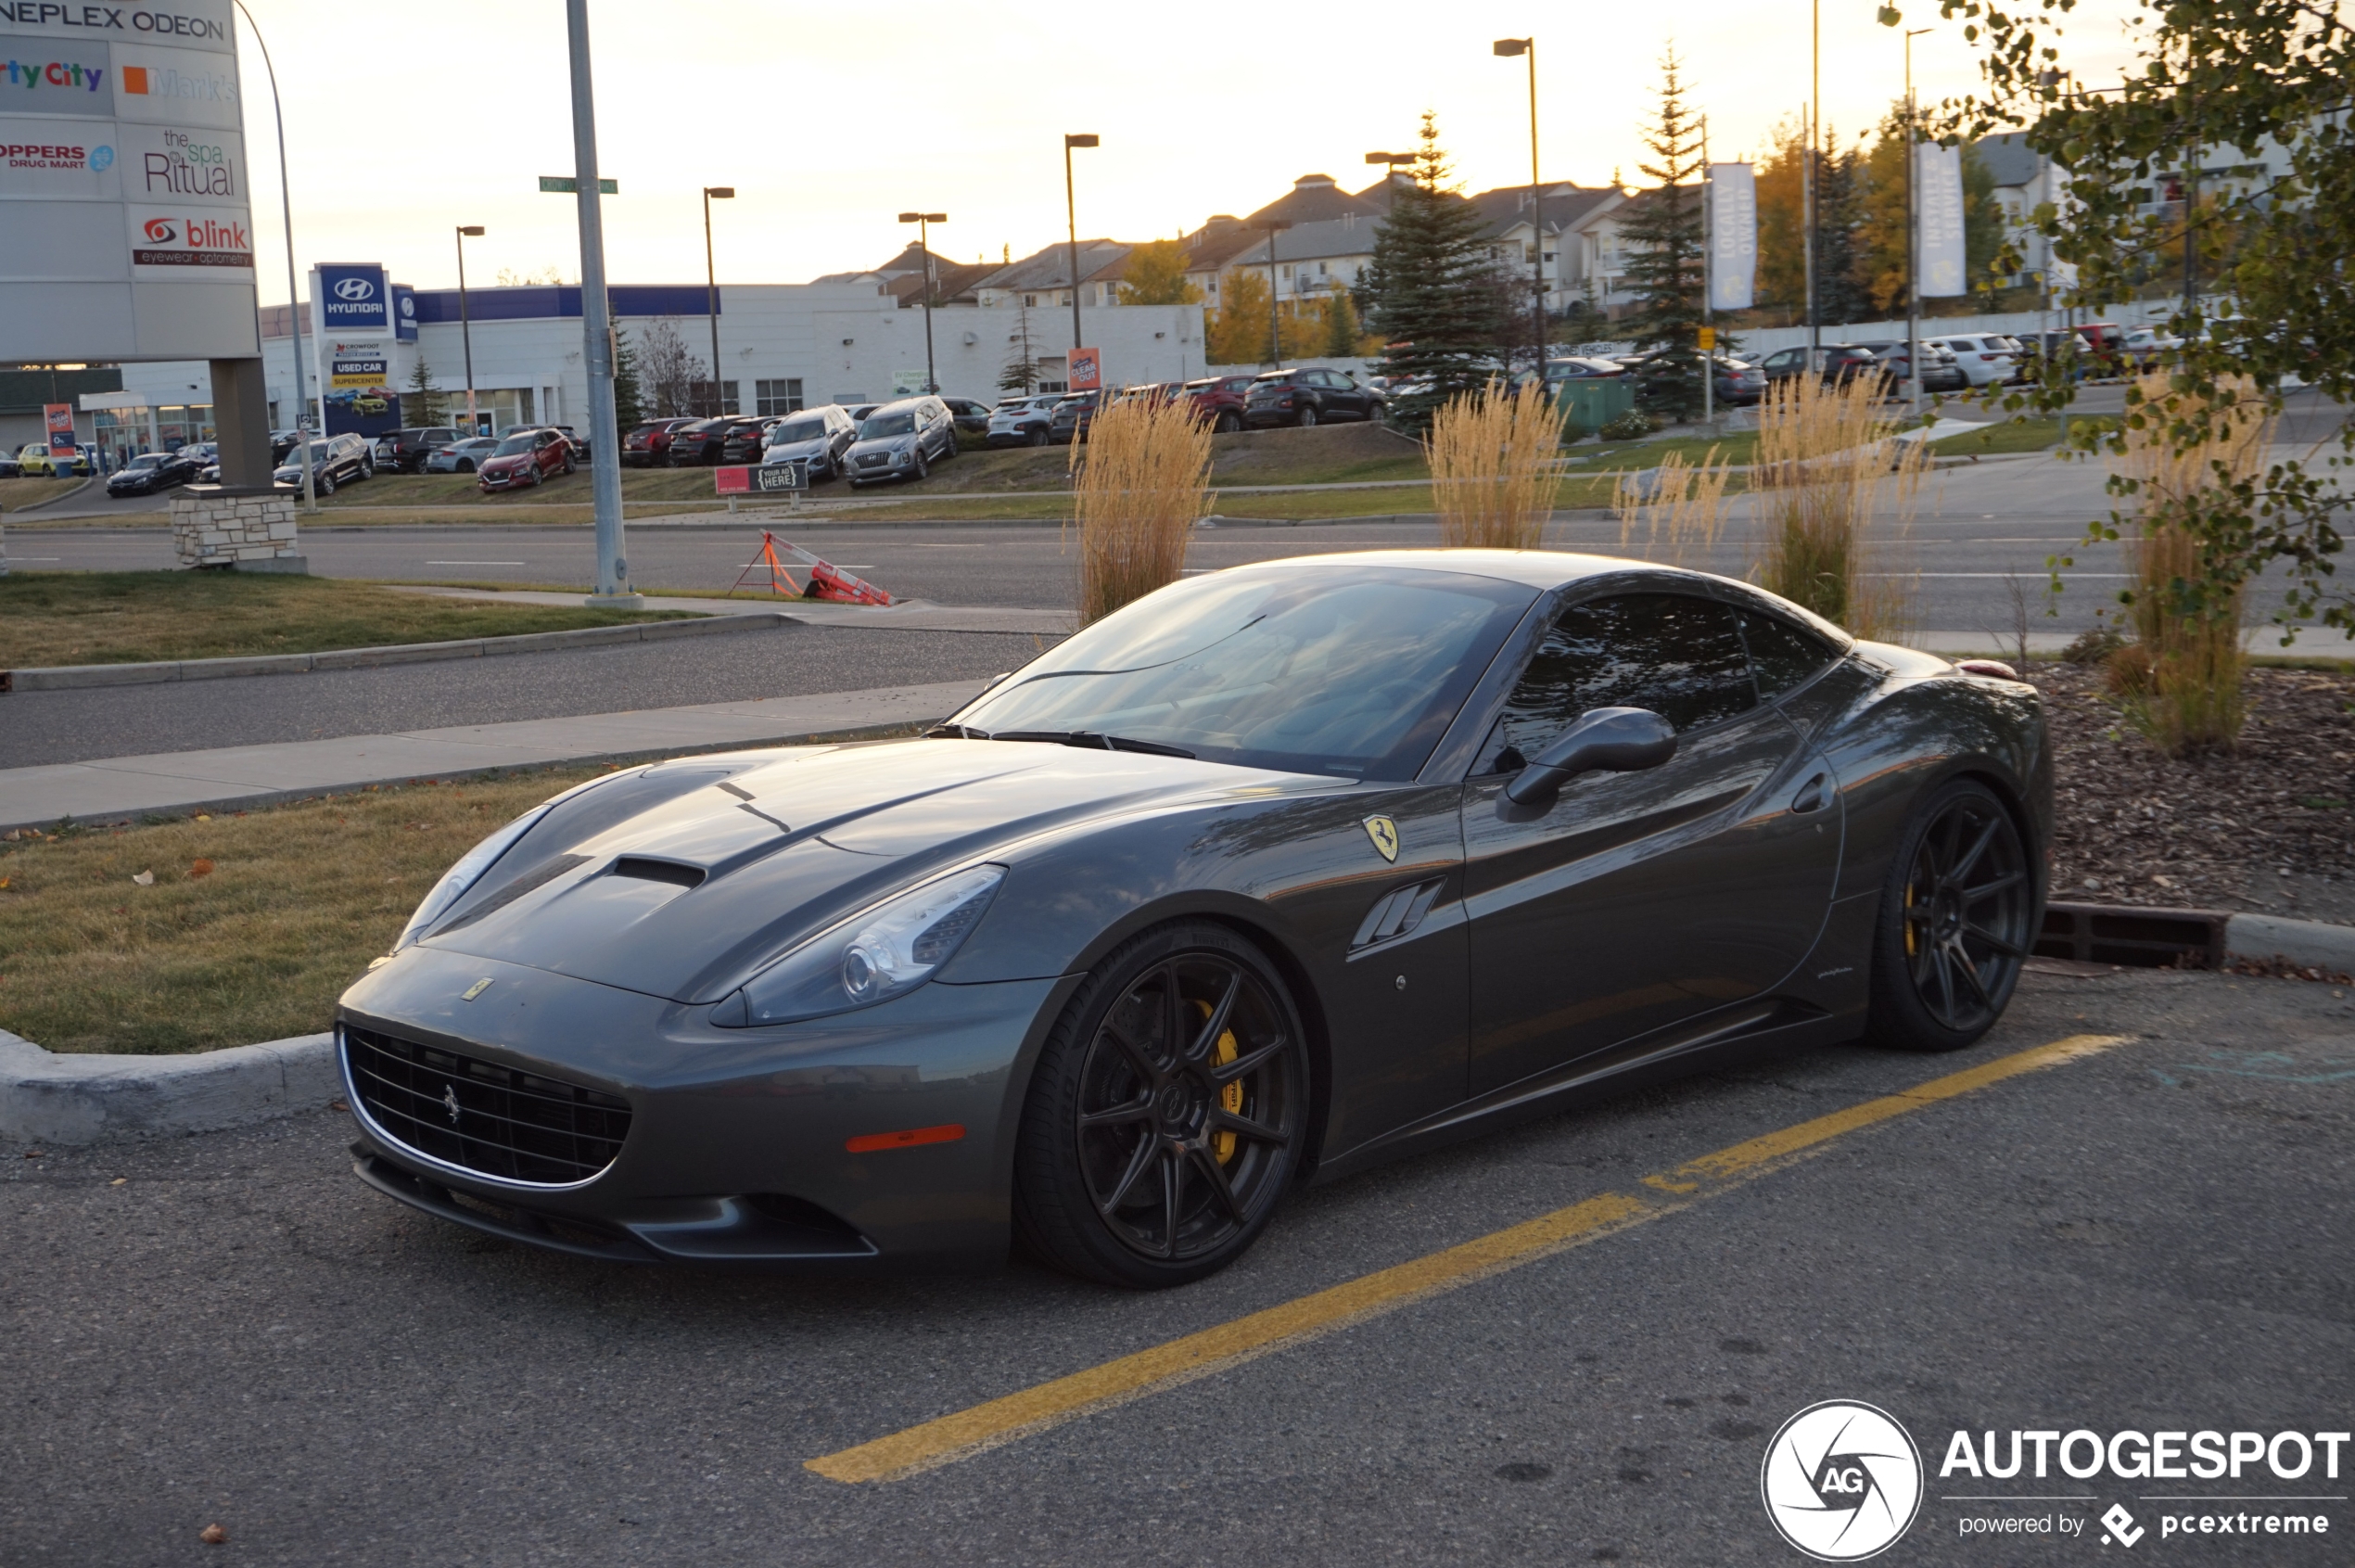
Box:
[317,263,390,334]
[0,0,260,362]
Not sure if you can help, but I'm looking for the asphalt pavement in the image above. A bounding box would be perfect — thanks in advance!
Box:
[0,627,1048,770]
[3,965,2348,1565]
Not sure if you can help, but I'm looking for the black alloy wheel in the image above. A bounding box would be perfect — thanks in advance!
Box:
[562,452,576,475]
[912,449,929,481]
[1867,778,2037,1052]
[1016,923,1309,1287]
[316,469,336,496]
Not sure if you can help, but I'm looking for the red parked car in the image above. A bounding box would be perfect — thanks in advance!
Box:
[621,417,696,468]
[1180,374,1257,433]
[476,428,575,492]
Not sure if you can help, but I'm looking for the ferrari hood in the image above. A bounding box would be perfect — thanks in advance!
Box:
[416,737,1311,1003]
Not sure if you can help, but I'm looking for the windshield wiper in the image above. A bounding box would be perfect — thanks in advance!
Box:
[984,730,1198,759]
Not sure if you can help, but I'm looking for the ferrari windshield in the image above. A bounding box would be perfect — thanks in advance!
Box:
[953,565,1535,778]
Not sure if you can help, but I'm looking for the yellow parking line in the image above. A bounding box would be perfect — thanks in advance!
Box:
[806,1032,2132,1485]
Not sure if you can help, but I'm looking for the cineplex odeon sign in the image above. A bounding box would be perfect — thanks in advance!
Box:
[0,1,260,363]
[1761,1401,2348,1560]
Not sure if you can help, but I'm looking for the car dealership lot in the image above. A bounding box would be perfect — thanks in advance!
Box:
[4,968,2347,1565]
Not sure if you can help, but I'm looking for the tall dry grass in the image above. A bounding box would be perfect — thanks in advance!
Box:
[1425,379,1561,549]
[1068,394,1216,624]
[1615,448,1734,568]
[2105,371,2276,755]
[1749,374,1927,641]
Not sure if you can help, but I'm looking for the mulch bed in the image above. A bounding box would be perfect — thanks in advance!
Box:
[2031,661,2355,910]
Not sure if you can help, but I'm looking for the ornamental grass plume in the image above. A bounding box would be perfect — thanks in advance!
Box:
[2105,371,2277,756]
[1426,378,1561,549]
[1750,373,1927,641]
[1068,393,1216,625]
[1615,447,1734,568]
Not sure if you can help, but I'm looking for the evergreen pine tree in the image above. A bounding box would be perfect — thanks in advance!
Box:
[1814,132,1873,325]
[1363,112,1509,430]
[403,355,445,427]
[1321,283,1363,359]
[999,297,1039,394]
[1619,47,1709,418]
[611,323,645,432]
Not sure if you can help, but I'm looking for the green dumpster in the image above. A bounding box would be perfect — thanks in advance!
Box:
[1551,377,1635,437]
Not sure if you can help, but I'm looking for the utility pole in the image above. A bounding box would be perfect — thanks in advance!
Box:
[1905,28,1931,418]
[1701,118,1713,427]
[454,224,483,434]
[1494,37,1546,374]
[898,211,948,393]
[701,185,734,416]
[1806,0,1820,357]
[1259,220,1293,367]
[566,0,637,607]
[234,0,312,510]
[1063,134,1099,361]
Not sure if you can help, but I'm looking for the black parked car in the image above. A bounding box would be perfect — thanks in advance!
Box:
[940,397,993,436]
[1851,342,1969,395]
[1047,391,1104,446]
[1755,344,1887,389]
[665,418,732,466]
[105,449,202,495]
[272,433,374,495]
[1242,367,1383,428]
[717,416,775,465]
[374,427,463,474]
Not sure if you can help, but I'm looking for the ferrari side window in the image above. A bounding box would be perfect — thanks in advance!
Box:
[1736,606,1838,699]
[1482,593,1755,771]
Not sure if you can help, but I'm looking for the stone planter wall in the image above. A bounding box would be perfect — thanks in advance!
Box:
[172,490,299,569]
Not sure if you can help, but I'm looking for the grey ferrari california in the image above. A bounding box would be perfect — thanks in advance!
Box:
[337,550,2048,1287]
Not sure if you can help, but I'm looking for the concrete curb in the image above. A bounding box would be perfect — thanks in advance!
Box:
[0,1027,337,1145]
[1,610,799,693]
[2224,912,2355,973]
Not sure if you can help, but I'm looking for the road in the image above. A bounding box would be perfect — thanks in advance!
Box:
[3,966,2348,1565]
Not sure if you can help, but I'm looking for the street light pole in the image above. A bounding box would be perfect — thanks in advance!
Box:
[1259,220,1293,367]
[1063,134,1098,363]
[898,211,948,393]
[565,0,636,607]
[1904,28,1932,418]
[1495,37,1545,375]
[454,224,483,434]
[232,0,312,511]
[1806,0,1820,356]
[701,185,734,416]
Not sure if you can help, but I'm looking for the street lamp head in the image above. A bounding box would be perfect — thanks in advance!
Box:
[898,211,923,223]
[1493,37,1530,56]
[1064,134,1099,149]
[1262,219,1294,233]
[705,186,735,199]
[457,225,484,236]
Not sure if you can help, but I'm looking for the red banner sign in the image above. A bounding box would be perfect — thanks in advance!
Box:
[45,403,75,458]
[1068,346,1101,391]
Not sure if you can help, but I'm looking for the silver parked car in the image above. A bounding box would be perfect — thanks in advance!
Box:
[844,396,960,488]
[760,404,860,482]
[426,436,501,474]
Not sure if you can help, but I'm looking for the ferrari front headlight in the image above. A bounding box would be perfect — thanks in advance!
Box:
[717,863,1005,1027]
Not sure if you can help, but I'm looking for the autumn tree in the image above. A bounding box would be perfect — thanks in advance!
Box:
[636,317,706,419]
[1118,239,1202,305]
[1857,113,2007,314]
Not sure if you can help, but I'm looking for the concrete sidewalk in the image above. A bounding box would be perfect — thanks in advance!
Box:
[0,678,986,832]
[382,584,1079,634]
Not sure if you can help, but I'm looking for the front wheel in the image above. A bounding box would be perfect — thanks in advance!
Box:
[1214,410,1241,434]
[1297,404,1318,428]
[1015,922,1311,1288]
[912,449,929,481]
[316,469,336,496]
[1865,778,2037,1052]
[562,453,576,475]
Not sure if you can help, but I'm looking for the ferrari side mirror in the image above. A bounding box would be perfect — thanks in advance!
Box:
[1503,707,1677,808]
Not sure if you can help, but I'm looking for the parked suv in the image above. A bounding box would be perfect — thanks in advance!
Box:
[761,405,859,481]
[477,427,575,492]
[1755,344,1886,389]
[665,417,733,466]
[1047,390,1104,445]
[372,427,460,473]
[1850,342,1969,395]
[1242,367,1382,428]
[272,432,374,495]
[987,394,1061,448]
[844,397,959,486]
[1179,375,1257,433]
[716,416,773,465]
[1925,335,2023,387]
[622,417,697,467]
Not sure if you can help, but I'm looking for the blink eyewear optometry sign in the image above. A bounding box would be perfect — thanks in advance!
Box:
[0,0,258,362]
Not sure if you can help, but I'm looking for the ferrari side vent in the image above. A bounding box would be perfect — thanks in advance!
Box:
[1351,878,1447,951]
[341,1025,632,1187]
[611,857,706,890]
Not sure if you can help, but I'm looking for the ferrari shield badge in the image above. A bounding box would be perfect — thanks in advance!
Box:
[1362,815,1400,862]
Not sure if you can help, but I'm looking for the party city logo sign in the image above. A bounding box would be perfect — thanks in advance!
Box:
[3,56,105,92]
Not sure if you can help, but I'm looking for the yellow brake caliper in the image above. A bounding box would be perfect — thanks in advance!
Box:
[1196,999,1244,1163]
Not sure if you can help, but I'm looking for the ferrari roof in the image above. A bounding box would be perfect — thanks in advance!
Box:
[1236,548,1717,592]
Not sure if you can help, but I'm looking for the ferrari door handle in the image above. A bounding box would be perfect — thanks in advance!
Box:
[1790,772,1828,814]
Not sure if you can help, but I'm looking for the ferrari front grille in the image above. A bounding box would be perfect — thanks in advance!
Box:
[341,1024,631,1186]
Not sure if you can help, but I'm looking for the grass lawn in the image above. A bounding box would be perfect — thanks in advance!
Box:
[0,769,609,1053]
[1926,416,2070,456]
[2,476,79,514]
[0,571,696,669]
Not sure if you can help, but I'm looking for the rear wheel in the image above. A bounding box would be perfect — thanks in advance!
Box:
[1214,410,1241,434]
[1866,779,2037,1052]
[1297,404,1319,428]
[912,449,929,481]
[1015,922,1310,1288]
[316,469,336,496]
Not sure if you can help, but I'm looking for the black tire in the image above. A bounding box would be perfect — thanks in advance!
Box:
[1027,426,1049,448]
[912,449,929,481]
[1297,404,1318,428]
[562,453,576,476]
[455,459,474,474]
[360,454,376,478]
[1214,410,1242,434]
[1865,778,2038,1052]
[316,469,336,496]
[1014,921,1311,1289]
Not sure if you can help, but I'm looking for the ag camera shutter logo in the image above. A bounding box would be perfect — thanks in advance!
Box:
[1761,1400,1924,1561]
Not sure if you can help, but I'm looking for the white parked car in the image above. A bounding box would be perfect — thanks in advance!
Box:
[2122,327,2185,364]
[1925,335,2023,388]
[987,394,1062,449]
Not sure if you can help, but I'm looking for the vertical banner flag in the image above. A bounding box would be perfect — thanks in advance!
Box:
[1916,143,1967,297]
[1068,347,1102,391]
[1707,163,1757,312]
[45,404,76,459]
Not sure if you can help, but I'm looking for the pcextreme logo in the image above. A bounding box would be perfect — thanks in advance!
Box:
[1761,1401,1926,1561]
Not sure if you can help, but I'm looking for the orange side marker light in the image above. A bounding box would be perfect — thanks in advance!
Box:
[846,1123,966,1154]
